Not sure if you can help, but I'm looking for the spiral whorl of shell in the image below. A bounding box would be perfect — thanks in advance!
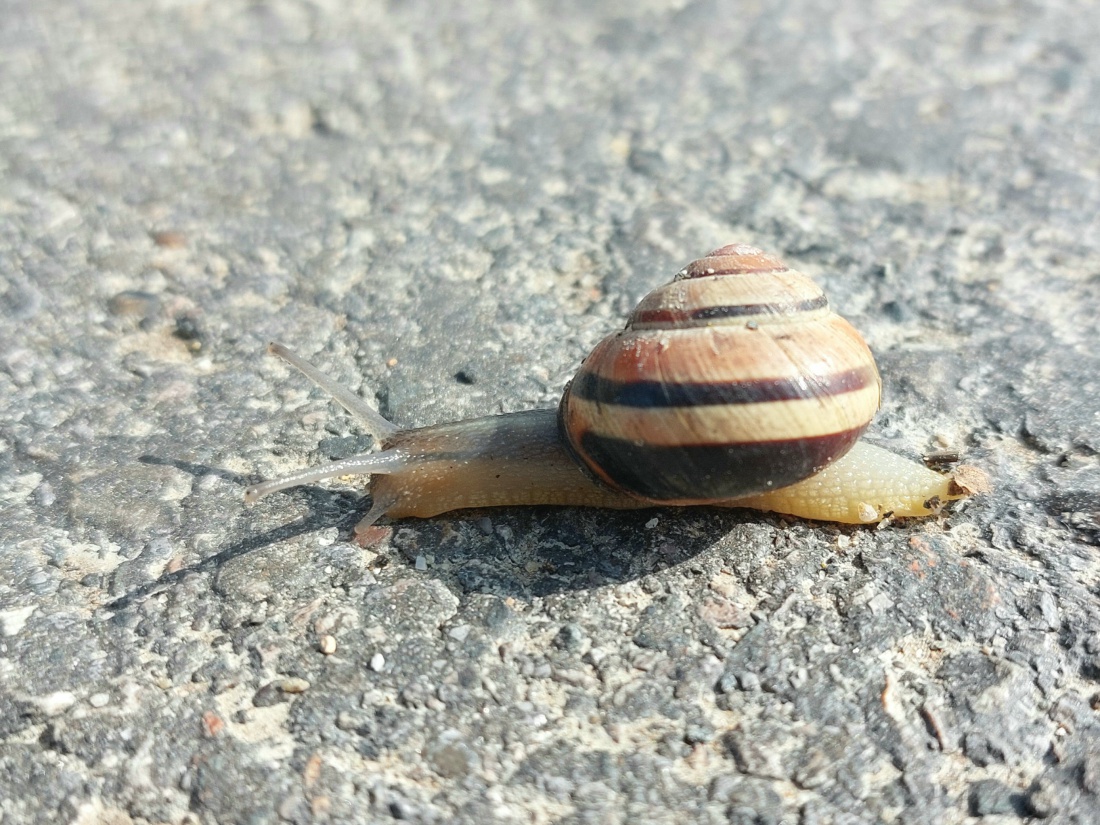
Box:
[558,244,882,503]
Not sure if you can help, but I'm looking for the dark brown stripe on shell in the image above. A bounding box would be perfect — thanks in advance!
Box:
[633,294,828,325]
[574,426,867,501]
[683,264,790,277]
[569,364,876,409]
[693,295,827,319]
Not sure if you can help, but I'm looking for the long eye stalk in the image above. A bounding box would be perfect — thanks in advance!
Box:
[243,450,409,503]
[266,342,397,441]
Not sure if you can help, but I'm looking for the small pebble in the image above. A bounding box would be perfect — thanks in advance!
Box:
[35,482,56,507]
[197,474,220,491]
[107,290,159,317]
[0,605,36,636]
[370,653,385,672]
[448,625,471,642]
[645,517,659,529]
[415,555,428,571]
[583,647,607,667]
[40,691,77,716]
[88,692,110,708]
[279,677,310,694]
[151,229,187,248]
[201,711,225,737]
[319,635,337,655]
[173,314,203,349]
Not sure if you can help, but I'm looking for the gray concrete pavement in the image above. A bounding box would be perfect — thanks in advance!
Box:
[2,1,1098,822]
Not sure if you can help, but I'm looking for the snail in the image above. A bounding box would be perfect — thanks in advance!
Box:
[245,244,976,531]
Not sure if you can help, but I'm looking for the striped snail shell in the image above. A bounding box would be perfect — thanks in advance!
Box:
[558,244,882,502]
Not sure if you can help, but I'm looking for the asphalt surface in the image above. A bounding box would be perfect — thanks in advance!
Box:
[2,1,1099,823]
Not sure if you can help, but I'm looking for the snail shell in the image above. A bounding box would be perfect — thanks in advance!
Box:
[559,244,882,502]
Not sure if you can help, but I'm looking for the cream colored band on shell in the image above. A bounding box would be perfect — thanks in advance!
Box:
[567,383,882,446]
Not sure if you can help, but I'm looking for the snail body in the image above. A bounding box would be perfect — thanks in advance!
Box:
[245,245,971,529]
